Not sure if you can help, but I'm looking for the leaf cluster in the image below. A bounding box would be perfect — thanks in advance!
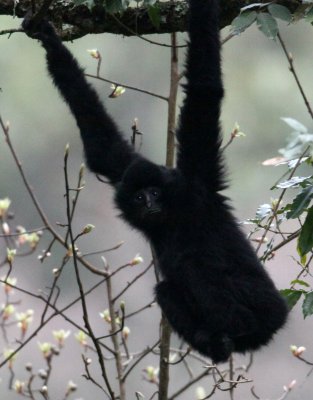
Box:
[231,3,313,39]
[72,0,162,29]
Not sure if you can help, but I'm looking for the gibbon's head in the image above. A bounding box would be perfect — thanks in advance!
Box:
[115,159,184,232]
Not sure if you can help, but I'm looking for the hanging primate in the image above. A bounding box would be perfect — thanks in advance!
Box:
[23,0,288,363]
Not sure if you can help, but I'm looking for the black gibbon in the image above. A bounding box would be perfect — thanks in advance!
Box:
[23,0,288,363]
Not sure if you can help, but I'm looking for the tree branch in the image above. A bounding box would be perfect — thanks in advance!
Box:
[0,0,302,40]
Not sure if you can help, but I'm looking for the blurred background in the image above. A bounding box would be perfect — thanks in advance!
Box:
[1,13,313,399]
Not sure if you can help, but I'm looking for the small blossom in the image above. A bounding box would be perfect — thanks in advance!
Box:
[109,84,126,98]
[271,198,280,208]
[16,310,34,335]
[99,309,111,323]
[283,379,297,392]
[38,369,48,379]
[87,49,100,59]
[196,386,206,400]
[85,357,92,365]
[2,304,15,320]
[75,330,88,347]
[1,276,17,294]
[52,268,60,277]
[4,348,17,369]
[101,256,108,270]
[40,385,48,395]
[38,342,52,359]
[7,248,16,263]
[79,163,85,178]
[66,380,77,393]
[120,300,125,312]
[143,366,158,384]
[52,329,71,348]
[26,232,41,249]
[122,326,130,340]
[82,224,95,234]
[16,226,28,245]
[65,143,70,156]
[290,345,306,357]
[130,254,143,266]
[0,198,11,217]
[2,222,10,234]
[14,380,25,394]
[232,122,245,138]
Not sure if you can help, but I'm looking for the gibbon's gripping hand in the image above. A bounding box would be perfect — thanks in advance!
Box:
[22,11,57,43]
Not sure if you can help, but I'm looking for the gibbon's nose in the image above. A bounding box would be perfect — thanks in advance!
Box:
[145,193,152,209]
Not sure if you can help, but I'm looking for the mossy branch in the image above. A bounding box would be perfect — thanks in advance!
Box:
[0,0,302,41]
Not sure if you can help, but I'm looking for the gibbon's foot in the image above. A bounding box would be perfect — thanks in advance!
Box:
[194,330,233,363]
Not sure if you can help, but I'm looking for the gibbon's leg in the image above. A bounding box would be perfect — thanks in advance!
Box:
[155,280,198,337]
[155,280,233,363]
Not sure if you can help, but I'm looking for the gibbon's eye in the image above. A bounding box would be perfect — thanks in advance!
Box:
[134,192,144,204]
[150,188,160,199]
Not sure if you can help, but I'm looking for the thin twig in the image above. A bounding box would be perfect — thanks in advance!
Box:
[122,341,160,382]
[63,147,115,398]
[0,29,23,36]
[112,261,153,302]
[85,74,168,102]
[277,32,313,120]
[0,116,107,276]
[106,273,126,400]
[110,12,187,49]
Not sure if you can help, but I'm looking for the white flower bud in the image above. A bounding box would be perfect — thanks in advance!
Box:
[130,254,143,266]
[87,49,100,59]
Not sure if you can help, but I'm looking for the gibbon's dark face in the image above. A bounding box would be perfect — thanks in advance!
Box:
[132,186,162,220]
[115,159,168,228]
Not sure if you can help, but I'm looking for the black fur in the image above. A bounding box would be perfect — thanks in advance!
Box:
[23,0,288,363]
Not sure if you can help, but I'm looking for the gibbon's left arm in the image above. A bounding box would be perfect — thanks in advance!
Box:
[22,16,138,185]
[176,0,225,192]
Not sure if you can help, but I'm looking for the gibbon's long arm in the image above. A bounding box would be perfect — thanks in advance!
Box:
[176,0,225,191]
[23,19,137,185]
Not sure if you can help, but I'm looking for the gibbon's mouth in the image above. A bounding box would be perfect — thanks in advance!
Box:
[143,208,161,218]
[147,208,161,215]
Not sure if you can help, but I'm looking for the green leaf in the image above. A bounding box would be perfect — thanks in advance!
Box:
[231,11,257,34]
[290,279,310,288]
[281,117,308,133]
[286,186,313,219]
[255,203,272,221]
[298,206,313,256]
[144,0,157,5]
[148,4,161,30]
[305,7,313,22]
[241,3,271,12]
[303,291,313,318]
[73,0,95,9]
[268,4,292,22]
[257,12,278,39]
[275,176,312,189]
[105,0,125,13]
[280,289,303,310]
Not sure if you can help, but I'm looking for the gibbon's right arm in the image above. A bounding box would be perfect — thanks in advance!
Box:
[22,16,137,185]
[176,0,225,192]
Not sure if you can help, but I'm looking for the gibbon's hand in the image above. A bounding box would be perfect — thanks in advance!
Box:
[22,11,56,41]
